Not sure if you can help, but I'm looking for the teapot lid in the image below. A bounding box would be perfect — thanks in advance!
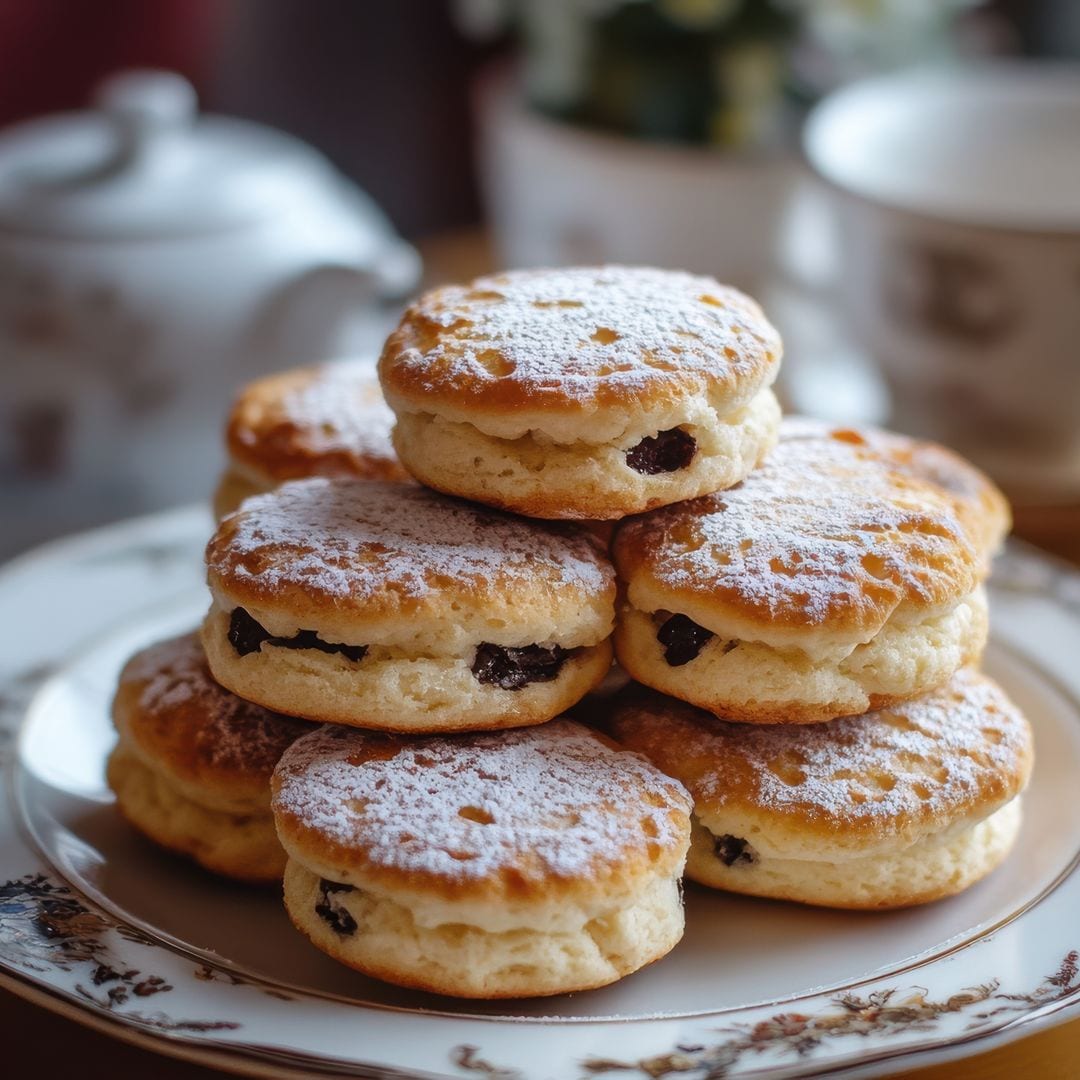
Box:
[0,70,372,238]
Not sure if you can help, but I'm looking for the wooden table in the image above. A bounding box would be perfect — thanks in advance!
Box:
[3,228,1077,1078]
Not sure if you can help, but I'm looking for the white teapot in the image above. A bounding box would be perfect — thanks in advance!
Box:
[0,69,420,545]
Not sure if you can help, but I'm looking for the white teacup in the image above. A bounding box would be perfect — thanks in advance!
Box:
[804,63,1080,501]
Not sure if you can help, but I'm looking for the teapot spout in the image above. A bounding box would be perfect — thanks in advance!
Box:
[373,241,422,301]
[250,248,421,370]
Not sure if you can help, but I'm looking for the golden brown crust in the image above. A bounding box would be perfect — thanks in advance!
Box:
[609,672,1033,857]
[226,361,409,484]
[614,418,997,641]
[831,422,1011,568]
[378,266,781,425]
[271,720,692,906]
[107,745,285,884]
[205,479,615,636]
[112,632,312,806]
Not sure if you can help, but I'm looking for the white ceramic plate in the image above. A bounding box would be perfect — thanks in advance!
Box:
[2,506,1079,1079]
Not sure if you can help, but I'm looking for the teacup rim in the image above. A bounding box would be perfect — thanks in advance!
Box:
[803,60,1080,237]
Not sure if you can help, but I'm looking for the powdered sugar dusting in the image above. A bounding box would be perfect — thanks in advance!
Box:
[232,359,403,481]
[382,266,780,405]
[279,360,396,461]
[208,479,613,603]
[614,670,1030,828]
[618,417,979,628]
[121,632,311,776]
[274,720,691,881]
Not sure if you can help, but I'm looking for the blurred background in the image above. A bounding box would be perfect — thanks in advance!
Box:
[1,0,1078,560]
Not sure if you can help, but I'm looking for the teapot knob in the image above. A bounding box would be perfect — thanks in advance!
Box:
[95,69,196,171]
